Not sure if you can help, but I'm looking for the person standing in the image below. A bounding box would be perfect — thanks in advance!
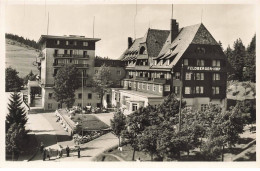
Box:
[66,145,70,157]
[77,147,81,158]
[40,142,44,153]
[42,148,46,161]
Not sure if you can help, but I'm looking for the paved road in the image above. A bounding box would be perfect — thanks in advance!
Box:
[56,132,118,162]
[26,113,59,161]
[27,112,118,162]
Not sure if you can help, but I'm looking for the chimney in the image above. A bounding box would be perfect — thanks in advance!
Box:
[170,19,179,43]
[128,37,133,49]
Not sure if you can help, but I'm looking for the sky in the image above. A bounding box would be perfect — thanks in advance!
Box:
[4,1,256,59]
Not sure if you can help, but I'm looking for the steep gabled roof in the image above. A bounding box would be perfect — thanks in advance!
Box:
[152,23,219,69]
[120,29,170,61]
[146,29,170,57]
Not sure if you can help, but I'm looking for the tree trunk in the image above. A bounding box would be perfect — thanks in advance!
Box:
[151,153,153,161]
[222,145,225,161]
[118,136,120,147]
[177,151,181,160]
[100,93,103,108]
[187,150,190,156]
[132,148,136,161]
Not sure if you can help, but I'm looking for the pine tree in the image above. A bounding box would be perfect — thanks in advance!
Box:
[244,34,256,82]
[232,39,246,81]
[6,92,28,132]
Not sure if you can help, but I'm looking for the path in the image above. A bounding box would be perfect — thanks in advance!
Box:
[27,112,118,162]
[100,153,125,161]
[26,113,59,161]
[56,132,118,161]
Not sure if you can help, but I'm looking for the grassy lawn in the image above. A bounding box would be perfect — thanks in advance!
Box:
[5,39,39,77]
[71,114,110,131]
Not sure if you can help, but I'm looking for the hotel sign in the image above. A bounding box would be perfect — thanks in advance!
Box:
[187,66,221,71]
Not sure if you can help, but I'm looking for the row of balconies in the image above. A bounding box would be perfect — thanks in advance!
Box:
[53,53,90,59]
[52,63,90,68]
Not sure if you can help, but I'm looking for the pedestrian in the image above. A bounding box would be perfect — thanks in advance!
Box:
[47,148,51,160]
[78,147,81,158]
[40,142,44,153]
[42,148,46,161]
[66,145,70,157]
[59,145,63,158]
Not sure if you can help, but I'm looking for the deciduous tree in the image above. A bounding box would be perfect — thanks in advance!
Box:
[92,64,113,108]
[5,67,23,92]
[110,109,126,146]
[53,64,80,108]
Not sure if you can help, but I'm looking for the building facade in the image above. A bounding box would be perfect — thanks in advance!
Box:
[112,19,228,115]
[33,35,125,110]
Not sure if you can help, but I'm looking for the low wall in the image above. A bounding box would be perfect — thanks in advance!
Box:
[55,109,76,136]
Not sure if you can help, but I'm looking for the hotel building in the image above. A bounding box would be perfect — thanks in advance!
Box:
[112,19,228,115]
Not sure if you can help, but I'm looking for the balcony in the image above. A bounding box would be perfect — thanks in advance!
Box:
[53,54,90,59]
[53,63,89,68]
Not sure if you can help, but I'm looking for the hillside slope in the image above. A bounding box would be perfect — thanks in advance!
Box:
[5,39,39,77]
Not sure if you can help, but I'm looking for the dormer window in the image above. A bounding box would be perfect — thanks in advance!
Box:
[139,46,146,54]
[160,60,163,66]
[166,59,170,66]
[154,60,157,66]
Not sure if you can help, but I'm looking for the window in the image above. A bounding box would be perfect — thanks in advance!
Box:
[48,103,52,110]
[78,103,82,107]
[95,70,98,74]
[195,86,204,94]
[74,41,77,46]
[48,93,53,99]
[212,87,220,95]
[160,60,163,66]
[175,72,180,79]
[174,86,180,95]
[83,79,87,86]
[212,60,220,67]
[201,104,208,111]
[54,49,59,55]
[64,49,68,55]
[185,87,192,94]
[69,41,73,45]
[78,93,82,99]
[147,84,150,90]
[83,70,87,76]
[153,84,156,91]
[138,82,141,89]
[88,93,92,99]
[197,59,205,66]
[83,51,88,57]
[166,59,170,66]
[166,73,171,80]
[124,81,128,87]
[159,85,163,92]
[129,82,132,87]
[195,73,204,80]
[139,46,146,54]
[132,103,138,111]
[185,72,192,80]
[164,85,170,92]
[184,59,189,66]
[83,42,88,46]
[117,70,121,75]
[154,60,157,65]
[87,103,91,106]
[134,82,136,88]
[142,83,145,89]
[213,73,220,80]
[66,41,69,45]
[55,40,60,45]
